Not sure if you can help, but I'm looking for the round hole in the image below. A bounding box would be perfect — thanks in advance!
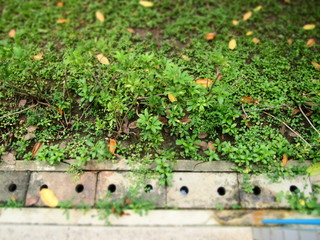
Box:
[217,187,226,196]
[290,185,298,192]
[8,183,17,192]
[75,184,84,193]
[40,184,48,190]
[253,186,261,195]
[108,184,116,193]
[180,186,189,195]
[145,184,153,193]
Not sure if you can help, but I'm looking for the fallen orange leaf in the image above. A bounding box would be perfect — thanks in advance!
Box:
[181,55,190,61]
[96,11,105,22]
[127,27,135,33]
[240,96,253,104]
[282,153,288,167]
[287,39,293,45]
[8,29,16,38]
[56,1,63,7]
[168,94,177,102]
[208,141,215,151]
[109,139,117,155]
[243,11,252,21]
[205,32,217,41]
[195,78,213,87]
[311,62,320,69]
[32,52,43,60]
[306,38,316,47]
[252,38,260,44]
[57,18,67,24]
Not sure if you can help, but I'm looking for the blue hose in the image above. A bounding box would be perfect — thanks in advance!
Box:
[262,219,320,225]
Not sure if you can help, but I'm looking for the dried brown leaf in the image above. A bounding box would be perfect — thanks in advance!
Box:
[32,142,42,157]
[26,125,37,132]
[196,141,208,151]
[252,38,260,44]
[128,121,138,129]
[208,141,215,151]
[198,132,208,139]
[24,133,36,140]
[127,28,135,33]
[32,52,43,60]
[56,1,64,7]
[180,116,192,124]
[18,99,27,108]
[158,116,168,124]
[287,39,293,45]
[1,152,16,165]
[26,196,39,206]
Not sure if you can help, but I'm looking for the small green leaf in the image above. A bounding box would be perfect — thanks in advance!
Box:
[306,162,320,176]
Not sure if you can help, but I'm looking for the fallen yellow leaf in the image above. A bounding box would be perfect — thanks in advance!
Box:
[246,31,253,36]
[139,1,154,7]
[306,38,316,47]
[32,52,43,60]
[8,29,16,38]
[232,20,239,26]
[95,11,105,22]
[243,11,252,21]
[252,38,260,44]
[168,94,177,102]
[254,6,262,12]
[303,24,316,30]
[287,39,293,45]
[57,18,67,24]
[311,62,320,69]
[109,139,117,155]
[195,78,213,87]
[40,188,59,208]
[96,53,110,65]
[228,39,237,50]
[205,32,217,40]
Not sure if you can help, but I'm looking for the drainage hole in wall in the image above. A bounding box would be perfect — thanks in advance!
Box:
[145,184,153,193]
[8,183,17,192]
[217,187,226,196]
[108,184,116,193]
[75,184,84,193]
[180,186,189,195]
[40,184,48,190]
[253,186,261,195]
[290,185,298,193]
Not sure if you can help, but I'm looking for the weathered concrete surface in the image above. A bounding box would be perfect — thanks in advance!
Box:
[0,225,254,240]
[238,175,312,208]
[0,161,70,171]
[167,172,239,208]
[0,208,319,226]
[310,175,320,204]
[0,171,30,203]
[96,171,166,207]
[26,172,97,206]
[172,160,236,172]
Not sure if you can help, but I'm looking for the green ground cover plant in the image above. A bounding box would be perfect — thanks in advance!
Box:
[0,0,319,214]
